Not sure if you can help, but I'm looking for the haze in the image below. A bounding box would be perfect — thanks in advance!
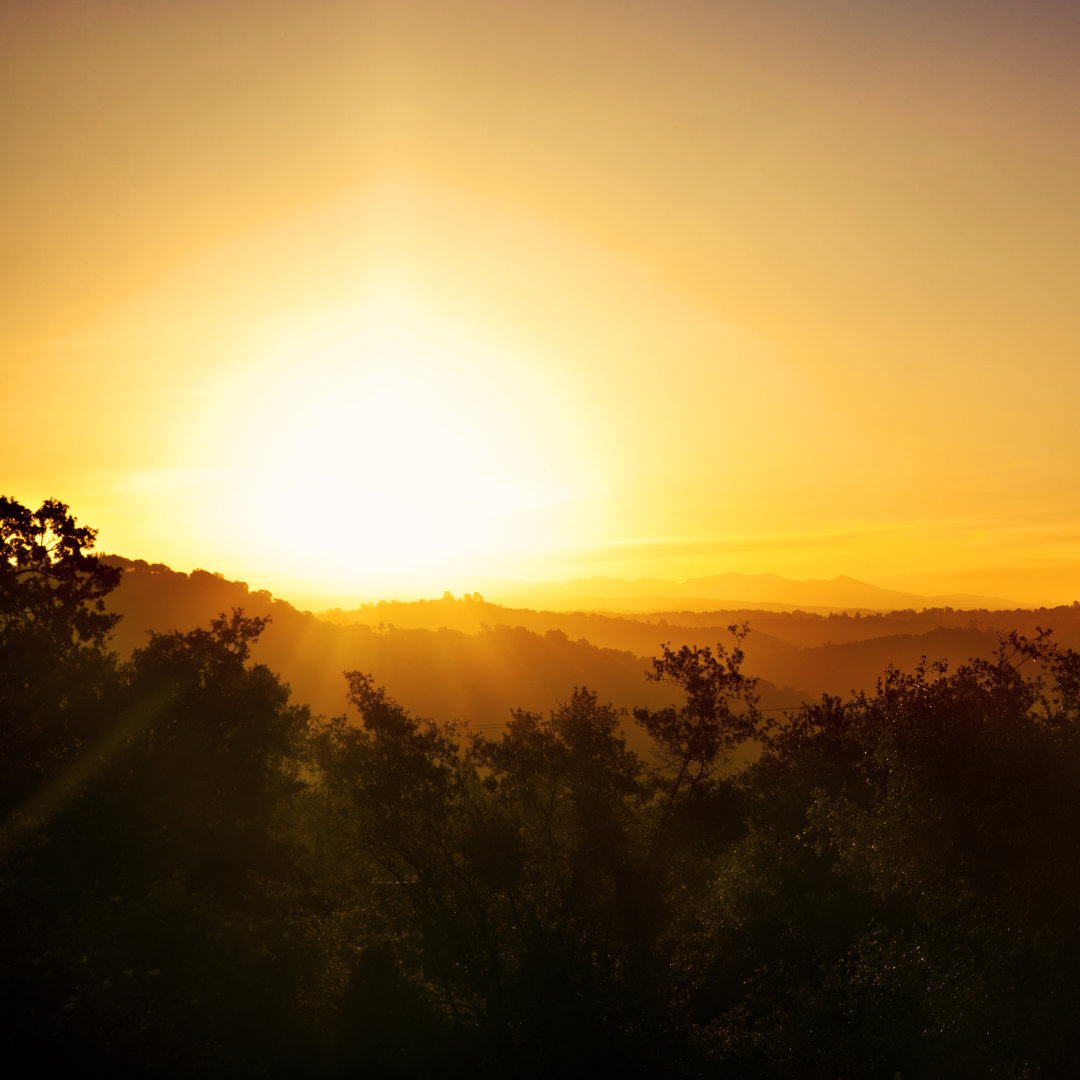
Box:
[4,0,1079,605]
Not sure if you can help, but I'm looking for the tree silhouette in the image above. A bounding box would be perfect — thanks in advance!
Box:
[0,495,120,649]
[0,496,121,818]
[635,626,763,788]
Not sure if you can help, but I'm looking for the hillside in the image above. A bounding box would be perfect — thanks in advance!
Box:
[104,558,1080,723]
[103,559,803,733]
[320,590,1080,697]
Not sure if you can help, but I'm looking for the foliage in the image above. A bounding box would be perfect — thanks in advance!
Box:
[0,503,318,1073]
[293,631,766,1074]
[8,498,1080,1075]
[0,496,122,817]
[116,608,309,891]
[0,495,121,648]
[635,625,763,782]
[701,631,1080,1077]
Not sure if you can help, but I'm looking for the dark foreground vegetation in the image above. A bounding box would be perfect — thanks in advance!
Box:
[5,498,1080,1077]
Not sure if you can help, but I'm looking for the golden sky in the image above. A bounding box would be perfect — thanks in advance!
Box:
[4,0,1080,605]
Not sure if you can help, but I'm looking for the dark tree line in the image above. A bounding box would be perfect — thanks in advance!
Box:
[4,497,1080,1077]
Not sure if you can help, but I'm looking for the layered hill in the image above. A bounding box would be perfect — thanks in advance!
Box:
[104,558,1080,728]
[103,559,800,734]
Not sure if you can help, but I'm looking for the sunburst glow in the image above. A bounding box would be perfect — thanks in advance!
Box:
[204,296,590,587]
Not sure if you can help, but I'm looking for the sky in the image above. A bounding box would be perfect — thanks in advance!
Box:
[4,0,1080,606]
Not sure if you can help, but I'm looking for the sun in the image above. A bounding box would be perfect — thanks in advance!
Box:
[206,295,590,592]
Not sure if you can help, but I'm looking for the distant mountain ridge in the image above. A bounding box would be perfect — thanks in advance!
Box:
[474,571,1014,613]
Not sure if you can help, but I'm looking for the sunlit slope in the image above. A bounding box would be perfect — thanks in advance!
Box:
[321,590,1080,699]
[105,559,1080,724]
[106,559,799,728]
